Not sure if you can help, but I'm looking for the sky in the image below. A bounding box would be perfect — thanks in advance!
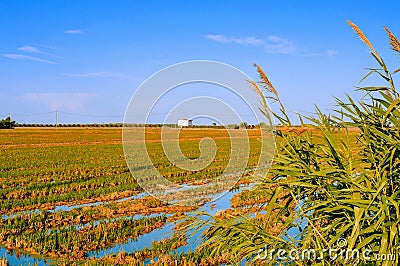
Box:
[1,0,400,125]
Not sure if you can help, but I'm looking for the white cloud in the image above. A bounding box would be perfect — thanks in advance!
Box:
[266,35,282,42]
[326,50,339,57]
[64,29,83,34]
[205,34,264,46]
[63,71,133,79]
[205,34,231,43]
[205,34,323,56]
[16,45,61,59]
[22,93,95,111]
[265,35,297,54]
[2,54,57,64]
[17,45,40,53]
[236,37,265,46]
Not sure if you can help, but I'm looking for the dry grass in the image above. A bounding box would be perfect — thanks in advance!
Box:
[0,258,7,266]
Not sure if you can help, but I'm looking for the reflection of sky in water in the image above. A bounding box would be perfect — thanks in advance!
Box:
[282,199,307,245]
[1,192,149,220]
[0,188,249,264]
[1,209,42,220]
[173,190,236,255]
[0,248,51,266]
[54,192,148,212]
[88,190,236,259]
[0,187,303,265]
[88,222,175,258]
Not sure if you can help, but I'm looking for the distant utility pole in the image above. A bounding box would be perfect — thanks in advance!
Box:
[10,112,12,129]
[56,110,58,129]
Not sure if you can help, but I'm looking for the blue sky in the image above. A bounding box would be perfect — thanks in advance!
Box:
[1,0,400,124]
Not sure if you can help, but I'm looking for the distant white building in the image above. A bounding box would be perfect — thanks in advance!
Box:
[177,119,193,127]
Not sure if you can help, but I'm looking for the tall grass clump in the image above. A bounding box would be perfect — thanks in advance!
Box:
[191,21,400,265]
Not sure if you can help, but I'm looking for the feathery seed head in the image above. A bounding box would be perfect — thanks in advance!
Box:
[384,26,400,55]
[247,79,263,99]
[253,63,278,97]
[347,20,375,52]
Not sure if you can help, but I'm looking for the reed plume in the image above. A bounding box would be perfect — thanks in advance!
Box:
[253,63,278,97]
[383,27,400,79]
[384,26,400,55]
[347,20,375,53]
[247,79,263,99]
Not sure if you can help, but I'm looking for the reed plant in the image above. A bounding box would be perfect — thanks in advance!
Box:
[192,21,400,266]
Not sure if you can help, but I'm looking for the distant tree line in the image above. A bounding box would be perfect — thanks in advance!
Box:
[0,117,15,129]
[16,123,124,127]
[11,122,266,129]
[14,123,227,128]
